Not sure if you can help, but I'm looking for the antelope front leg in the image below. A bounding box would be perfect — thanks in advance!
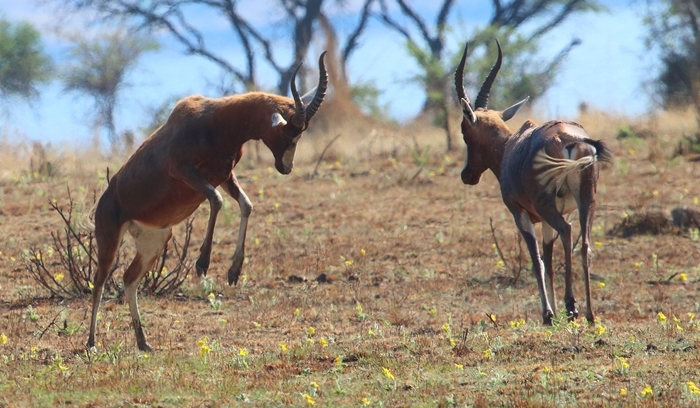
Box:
[170,166,223,277]
[222,173,253,285]
[515,211,554,325]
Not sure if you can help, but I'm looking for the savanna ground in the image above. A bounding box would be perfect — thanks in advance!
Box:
[1,107,700,407]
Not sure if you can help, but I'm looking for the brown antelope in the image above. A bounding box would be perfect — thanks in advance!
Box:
[455,41,612,325]
[87,53,328,352]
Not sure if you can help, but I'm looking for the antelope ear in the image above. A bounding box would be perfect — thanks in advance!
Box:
[460,98,477,126]
[501,96,530,122]
[271,112,287,127]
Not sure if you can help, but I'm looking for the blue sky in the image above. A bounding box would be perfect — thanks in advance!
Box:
[2,0,653,147]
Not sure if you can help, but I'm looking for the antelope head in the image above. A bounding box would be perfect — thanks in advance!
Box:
[264,52,328,175]
[455,41,529,185]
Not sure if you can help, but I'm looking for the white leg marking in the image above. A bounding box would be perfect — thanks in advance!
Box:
[542,221,557,245]
[125,221,172,349]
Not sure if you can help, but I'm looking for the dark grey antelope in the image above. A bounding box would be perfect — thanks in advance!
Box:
[455,41,612,325]
[87,53,328,351]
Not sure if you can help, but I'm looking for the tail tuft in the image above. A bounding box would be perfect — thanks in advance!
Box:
[590,139,613,164]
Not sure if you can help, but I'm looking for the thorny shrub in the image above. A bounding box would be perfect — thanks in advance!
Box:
[25,188,193,299]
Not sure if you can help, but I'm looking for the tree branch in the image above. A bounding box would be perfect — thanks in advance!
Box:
[341,0,376,66]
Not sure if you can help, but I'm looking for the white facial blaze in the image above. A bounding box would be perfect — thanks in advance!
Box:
[271,112,287,127]
[281,135,302,170]
[463,145,469,169]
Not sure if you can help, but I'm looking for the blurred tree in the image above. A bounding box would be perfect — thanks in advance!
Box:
[0,16,52,100]
[63,30,158,147]
[50,0,376,98]
[378,0,599,151]
[645,0,700,108]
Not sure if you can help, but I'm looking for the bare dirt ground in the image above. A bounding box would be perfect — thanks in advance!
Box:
[1,109,700,406]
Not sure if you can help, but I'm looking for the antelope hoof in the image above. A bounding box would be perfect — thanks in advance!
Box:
[542,310,554,326]
[566,301,579,321]
[138,341,154,353]
[85,341,97,354]
[228,265,242,286]
[567,310,579,321]
[585,312,595,324]
[196,257,210,277]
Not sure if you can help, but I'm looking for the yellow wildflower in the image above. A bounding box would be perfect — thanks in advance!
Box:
[294,308,301,317]
[382,367,394,380]
[595,325,606,336]
[483,349,492,359]
[455,363,464,370]
[367,328,375,336]
[616,356,630,371]
[449,338,456,347]
[361,397,371,405]
[360,248,366,256]
[509,319,526,328]
[207,292,215,300]
[303,393,315,405]
[306,326,315,336]
[239,348,248,357]
[311,381,319,389]
[680,273,688,282]
[641,385,653,397]
[280,343,288,352]
[688,381,700,394]
[657,312,667,322]
[620,388,627,396]
[319,338,328,347]
[598,282,605,288]
[0,333,6,345]
[496,260,505,268]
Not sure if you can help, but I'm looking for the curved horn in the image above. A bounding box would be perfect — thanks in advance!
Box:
[290,63,306,128]
[304,51,328,121]
[475,39,502,109]
[454,42,470,105]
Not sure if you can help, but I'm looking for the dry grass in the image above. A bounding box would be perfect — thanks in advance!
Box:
[1,108,700,406]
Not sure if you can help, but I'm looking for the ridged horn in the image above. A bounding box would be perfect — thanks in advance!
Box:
[475,39,502,109]
[290,63,305,128]
[304,51,328,121]
[454,42,470,106]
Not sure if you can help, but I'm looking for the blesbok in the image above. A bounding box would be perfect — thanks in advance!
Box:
[87,53,328,352]
[455,41,612,325]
